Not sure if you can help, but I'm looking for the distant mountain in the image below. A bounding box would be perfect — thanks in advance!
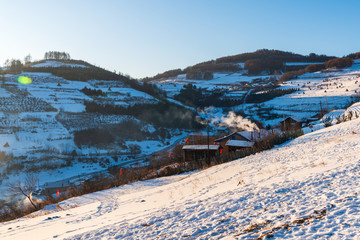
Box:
[215,49,335,64]
[143,49,337,81]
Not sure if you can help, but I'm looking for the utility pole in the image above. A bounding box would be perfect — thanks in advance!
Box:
[325,95,329,113]
[320,101,323,117]
[207,120,210,165]
[283,114,286,132]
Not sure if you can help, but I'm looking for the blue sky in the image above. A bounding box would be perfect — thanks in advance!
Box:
[1,0,359,78]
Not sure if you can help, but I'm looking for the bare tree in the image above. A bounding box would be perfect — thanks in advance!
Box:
[8,174,39,210]
[24,54,32,64]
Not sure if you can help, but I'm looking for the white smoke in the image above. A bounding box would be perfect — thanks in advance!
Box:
[220,111,259,131]
[197,107,259,131]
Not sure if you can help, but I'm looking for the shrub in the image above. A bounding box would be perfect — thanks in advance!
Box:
[305,63,325,73]
[324,57,353,69]
[128,144,141,154]
[278,69,306,82]
[80,87,104,97]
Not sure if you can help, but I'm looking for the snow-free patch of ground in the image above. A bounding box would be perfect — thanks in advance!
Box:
[2,118,360,239]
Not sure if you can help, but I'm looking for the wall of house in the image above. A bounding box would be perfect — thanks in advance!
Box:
[216,134,249,154]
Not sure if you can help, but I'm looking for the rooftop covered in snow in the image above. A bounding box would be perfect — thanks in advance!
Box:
[225,139,254,147]
[182,145,220,150]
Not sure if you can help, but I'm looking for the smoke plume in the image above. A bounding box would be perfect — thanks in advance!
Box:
[198,107,259,131]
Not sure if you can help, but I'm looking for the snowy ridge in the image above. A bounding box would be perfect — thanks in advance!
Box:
[2,118,360,239]
[31,61,89,68]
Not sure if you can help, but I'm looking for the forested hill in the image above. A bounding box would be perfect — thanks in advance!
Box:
[143,49,337,81]
[1,55,165,99]
[215,49,335,63]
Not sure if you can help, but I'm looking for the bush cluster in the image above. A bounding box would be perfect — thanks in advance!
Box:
[305,63,325,73]
[84,100,202,129]
[279,57,354,82]
[246,88,299,103]
[174,83,242,107]
[324,57,353,69]
[80,87,104,97]
[73,118,173,147]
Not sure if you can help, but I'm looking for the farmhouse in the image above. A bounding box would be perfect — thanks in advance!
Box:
[214,132,253,154]
[182,145,220,161]
[280,117,302,131]
[225,139,254,152]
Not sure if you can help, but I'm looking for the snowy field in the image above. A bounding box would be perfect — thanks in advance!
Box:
[244,60,360,126]
[1,117,360,239]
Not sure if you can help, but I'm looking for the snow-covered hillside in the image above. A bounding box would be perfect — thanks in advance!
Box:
[240,60,360,126]
[154,60,360,127]
[0,63,190,201]
[2,117,360,239]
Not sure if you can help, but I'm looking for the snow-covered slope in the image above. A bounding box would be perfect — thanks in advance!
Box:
[0,70,187,201]
[2,118,360,239]
[31,61,89,68]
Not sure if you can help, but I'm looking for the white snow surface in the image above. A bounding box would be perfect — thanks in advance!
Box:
[31,61,89,68]
[2,118,360,239]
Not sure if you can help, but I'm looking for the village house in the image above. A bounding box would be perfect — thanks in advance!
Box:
[280,117,302,131]
[182,145,220,162]
[214,129,268,154]
[214,132,252,154]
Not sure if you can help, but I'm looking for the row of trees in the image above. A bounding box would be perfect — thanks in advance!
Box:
[2,51,70,73]
[185,71,213,80]
[244,59,284,75]
[44,51,71,60]
[347,52,360,59]
[3,59,23,72]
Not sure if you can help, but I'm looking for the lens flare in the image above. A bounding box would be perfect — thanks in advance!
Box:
[18,76,32,84]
